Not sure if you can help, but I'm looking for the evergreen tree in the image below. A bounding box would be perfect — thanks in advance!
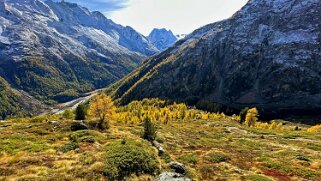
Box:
[239,107,249,123]
[75,103,87,120]
[142,116,157,141]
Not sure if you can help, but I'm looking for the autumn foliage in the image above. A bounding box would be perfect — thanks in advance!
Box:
[245,108,259,127]
[114,98,226,125]
[87,93,116,129]
[307,124,321,133]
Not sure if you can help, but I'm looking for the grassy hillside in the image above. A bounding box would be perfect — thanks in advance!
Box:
[1,98,321,180]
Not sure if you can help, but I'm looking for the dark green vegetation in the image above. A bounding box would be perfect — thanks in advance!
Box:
[0,77,46,119]
[142,116,157,141]
[75,103,87,120]
[0,77,24,119]
[1,99,321,180]
[104,139,159,179]
[2,55,140,104]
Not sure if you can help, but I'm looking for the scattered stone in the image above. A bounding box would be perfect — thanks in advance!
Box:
[153,140,165,155]
[296,155,310,162]
[168,162,187,174]
[70,122,88,131]
[155,172,191,181]
[234,168,243,174]
[0,124,11,128]
[25,125,33,128]
[49,120,58,124]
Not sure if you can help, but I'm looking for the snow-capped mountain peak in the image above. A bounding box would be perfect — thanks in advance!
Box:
[147,28,178,51]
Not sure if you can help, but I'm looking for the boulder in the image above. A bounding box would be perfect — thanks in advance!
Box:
[155,172,191,181]
[152,140,165,155]
[168,162,187,174]
[70,122,88,131]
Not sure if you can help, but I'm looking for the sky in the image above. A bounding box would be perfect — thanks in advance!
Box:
[63,0,249,36]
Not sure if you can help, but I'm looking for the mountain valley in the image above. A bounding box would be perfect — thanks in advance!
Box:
[1,0,321,180]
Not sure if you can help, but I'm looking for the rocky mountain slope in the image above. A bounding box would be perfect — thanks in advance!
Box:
[0,77,47,119]
[148,28,178,51]
[0,0,159,117]
[108,0,321,117]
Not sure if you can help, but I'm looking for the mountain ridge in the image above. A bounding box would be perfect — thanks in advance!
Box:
[0,0,158,118]
[108,0,321,117]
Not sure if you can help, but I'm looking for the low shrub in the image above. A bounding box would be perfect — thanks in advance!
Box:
[103,139,159,180]
[79,152,96,165]
[179,153,198,165]
[57,142,79,153]
[205,151,230,163]
[62,110,74,120]
[245,174,273,181]
[70,130,105,144]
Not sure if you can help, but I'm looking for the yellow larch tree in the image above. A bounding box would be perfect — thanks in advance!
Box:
[245,108,259,127]
[87,93,116,129]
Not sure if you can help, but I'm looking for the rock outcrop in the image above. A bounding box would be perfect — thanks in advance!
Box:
[155,172,191,181]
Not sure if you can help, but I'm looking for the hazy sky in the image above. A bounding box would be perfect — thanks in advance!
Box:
[64,0,249,36]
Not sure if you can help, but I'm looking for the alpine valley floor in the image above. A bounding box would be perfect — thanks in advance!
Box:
[1,99,321,181]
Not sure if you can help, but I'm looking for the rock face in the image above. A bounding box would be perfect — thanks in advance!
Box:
[0,0,159,117]
[109,0,321,117]
[148,28,178,51]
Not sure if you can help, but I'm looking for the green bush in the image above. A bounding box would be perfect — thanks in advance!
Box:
[103,139,159,179]
[57,142,79,153]
[62,109,74,120]
[30,116,50,123]
[206,151,230,163]
[245,175,272,181]
[79,152,97,165]
[179,153,198,165]
[70,130,105,144]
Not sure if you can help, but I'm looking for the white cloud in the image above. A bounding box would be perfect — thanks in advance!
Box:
[107,0,248,36]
